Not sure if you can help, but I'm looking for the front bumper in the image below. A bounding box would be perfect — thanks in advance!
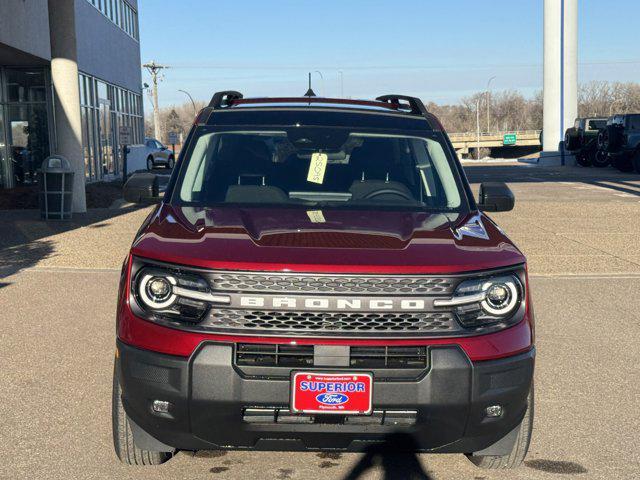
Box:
[117,340,534,453]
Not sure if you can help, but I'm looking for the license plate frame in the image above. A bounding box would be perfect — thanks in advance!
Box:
[290,371,374,415]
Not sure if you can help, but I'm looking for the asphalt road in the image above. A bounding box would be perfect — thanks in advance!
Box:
[1,163,639,479]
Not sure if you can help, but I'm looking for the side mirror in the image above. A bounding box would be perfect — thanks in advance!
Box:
[124,173,161,204]
[478,182,515,212]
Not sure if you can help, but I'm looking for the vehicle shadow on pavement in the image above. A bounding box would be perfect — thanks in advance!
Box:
[342,435,434,480]
[0,205,147,283]
[463,164,640,197]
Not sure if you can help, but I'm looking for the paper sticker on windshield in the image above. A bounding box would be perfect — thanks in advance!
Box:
[307,210,326,223]
[307,153,328,184]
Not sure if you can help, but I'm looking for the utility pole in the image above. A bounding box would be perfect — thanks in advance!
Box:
[143,61,169,141]
[338,70,344,98]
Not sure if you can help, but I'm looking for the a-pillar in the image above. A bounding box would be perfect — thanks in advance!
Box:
[48,0,86,212]
[542,0,578,166]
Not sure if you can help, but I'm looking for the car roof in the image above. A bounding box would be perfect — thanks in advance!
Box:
[196,93,444,131]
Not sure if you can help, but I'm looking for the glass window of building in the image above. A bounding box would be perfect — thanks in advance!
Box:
[0,67,51,189]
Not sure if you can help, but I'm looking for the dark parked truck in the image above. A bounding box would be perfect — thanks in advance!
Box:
[564,117,607,166]
[114,92,535,470]
[598,114,640,172]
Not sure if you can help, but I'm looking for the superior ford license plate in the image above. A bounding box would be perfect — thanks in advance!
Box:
[291,372,373,415]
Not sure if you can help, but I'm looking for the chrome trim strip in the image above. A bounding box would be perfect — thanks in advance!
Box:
[433,292,485,307]
[172,286,231,304]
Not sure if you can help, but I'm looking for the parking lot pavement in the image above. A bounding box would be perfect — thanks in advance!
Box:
[1,163,639,479]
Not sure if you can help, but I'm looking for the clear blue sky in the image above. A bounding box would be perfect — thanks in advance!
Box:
[138,0,640,108]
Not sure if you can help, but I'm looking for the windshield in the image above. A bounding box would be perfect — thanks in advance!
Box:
[174,127,465,212]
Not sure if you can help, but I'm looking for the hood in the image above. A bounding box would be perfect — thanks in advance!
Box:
[131,204,525,274]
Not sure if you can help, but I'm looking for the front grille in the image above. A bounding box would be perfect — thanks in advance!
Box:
[209,272,454,295]
[207,309,458,334]
[235,344,428,369]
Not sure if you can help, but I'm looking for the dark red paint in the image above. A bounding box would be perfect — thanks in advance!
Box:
[118,202,532,362]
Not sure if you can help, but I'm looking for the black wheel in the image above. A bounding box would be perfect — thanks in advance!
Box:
[575,150,591,167]
[612,154,634,173]
[112,362,173,466]
[564,128,580,151]
[146,156,155,171]
[632,150,640,174]
[167,156,175,169]
[597,130,608,151]
[592,150,610,168]
[466,386,534,470]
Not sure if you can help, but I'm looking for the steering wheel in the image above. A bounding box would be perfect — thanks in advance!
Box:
[363,188,413,201]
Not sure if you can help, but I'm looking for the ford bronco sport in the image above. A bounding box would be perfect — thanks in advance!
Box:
[114,92,535,470]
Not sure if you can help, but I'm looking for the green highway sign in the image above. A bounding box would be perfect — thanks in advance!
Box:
[503,133,517,145]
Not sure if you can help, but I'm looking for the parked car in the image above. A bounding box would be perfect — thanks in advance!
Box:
[597,114,640,172]
[564,117,607,166]
[117,91,535,470]
[144,138,175,170]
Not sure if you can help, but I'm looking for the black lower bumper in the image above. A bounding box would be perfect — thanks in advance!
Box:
[116,340,534,453]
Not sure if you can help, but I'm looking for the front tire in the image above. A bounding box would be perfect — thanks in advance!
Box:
[167,156,175,169]
[466,387,534,470]
[146,156,155,171]
[112,362,173,466]
[575,150,591,167]
[592,150,610,168]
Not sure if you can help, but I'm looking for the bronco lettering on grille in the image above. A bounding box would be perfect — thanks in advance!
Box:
[238,296,426,311]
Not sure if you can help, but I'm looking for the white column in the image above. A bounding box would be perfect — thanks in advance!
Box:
[542,0,578,165]
[48,0,87,212]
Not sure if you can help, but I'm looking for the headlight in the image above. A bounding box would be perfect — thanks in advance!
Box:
[434,274,523,327]
[133,267,229,322]
[139,273,177,309]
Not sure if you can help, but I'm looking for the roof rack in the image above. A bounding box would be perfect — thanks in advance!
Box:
[376,95,428,116]
[209,90,243,108]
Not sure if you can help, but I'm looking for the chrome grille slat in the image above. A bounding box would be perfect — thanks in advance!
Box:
[209,272,454,295]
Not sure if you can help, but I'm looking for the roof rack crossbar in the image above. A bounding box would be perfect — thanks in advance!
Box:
[209,90,243,108]
[376,95,428,116]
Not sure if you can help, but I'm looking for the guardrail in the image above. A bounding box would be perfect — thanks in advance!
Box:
[449,130,542,138]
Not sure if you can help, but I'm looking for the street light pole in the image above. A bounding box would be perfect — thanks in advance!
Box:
[178,89,197,115]
[476,98,481,160]
[338,70,344,97]
[314,70,324,97]
[486,76,496,133]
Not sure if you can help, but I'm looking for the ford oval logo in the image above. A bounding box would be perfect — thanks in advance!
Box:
[316,393,349,405]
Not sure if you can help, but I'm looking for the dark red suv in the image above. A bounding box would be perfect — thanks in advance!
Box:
[113,92,535,470]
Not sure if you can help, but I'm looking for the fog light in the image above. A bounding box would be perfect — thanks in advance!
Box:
[152,400,171,413]
[485,405,503,418]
